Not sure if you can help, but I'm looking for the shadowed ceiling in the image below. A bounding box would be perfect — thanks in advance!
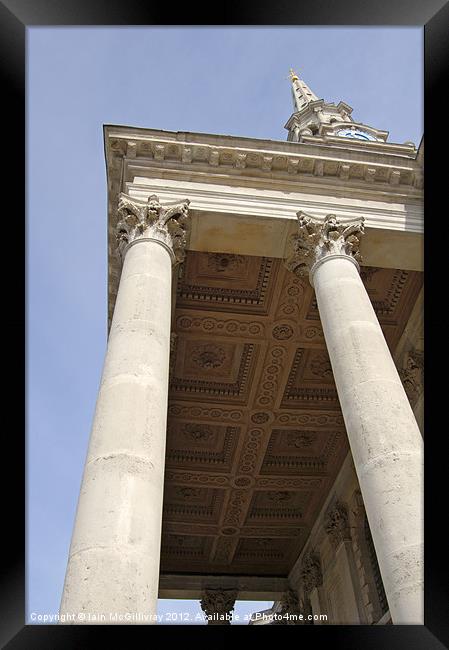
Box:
[160,251,422,578]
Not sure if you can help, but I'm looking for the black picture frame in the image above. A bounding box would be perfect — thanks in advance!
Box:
[8,0,448,647]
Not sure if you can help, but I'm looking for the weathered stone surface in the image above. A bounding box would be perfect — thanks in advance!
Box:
[60,196,191,624]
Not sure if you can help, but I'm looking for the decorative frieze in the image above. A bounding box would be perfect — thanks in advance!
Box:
[154,143,165,161]
[235,153,247,169]
[389,169,401,185]
[238,429,264,474]
[163,471,229,487]
[339,163,350,180]
[274,271,305,321]
[181,147,192,163]
[209,149,220,166]
[223,489,252,527]
[256,345,288,408]
[175,314,265,339]
[109,131,422,194]
[365,167,376,182]
[313,160,324,176]
[262,155,273,171]
[274,411,344,427]
[285,210,365,277]
[167,404,244,421]
[256,477,322,489]
[287,158,300,174]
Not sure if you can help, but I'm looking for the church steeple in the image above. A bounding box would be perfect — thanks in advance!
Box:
[285,69,388,144]
[289,68,319,112]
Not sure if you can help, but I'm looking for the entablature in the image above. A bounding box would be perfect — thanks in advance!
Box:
[105,125,423,326]
[105,125,422,192]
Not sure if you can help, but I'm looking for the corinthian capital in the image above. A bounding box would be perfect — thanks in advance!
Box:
[115,193,191,265]
[200,589,237,625]
[300,552,323,594]
[274,589,302,624]
[284,210,365,277]
[324,501,351,550]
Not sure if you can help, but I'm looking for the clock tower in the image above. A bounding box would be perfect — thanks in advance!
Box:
[285,69,389,143]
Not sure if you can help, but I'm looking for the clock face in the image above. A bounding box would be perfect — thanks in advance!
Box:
[335,128,377,141]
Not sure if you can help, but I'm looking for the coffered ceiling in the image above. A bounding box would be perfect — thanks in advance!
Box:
[160,251,422,579]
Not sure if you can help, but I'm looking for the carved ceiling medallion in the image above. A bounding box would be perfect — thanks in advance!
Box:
[191,344,226,369]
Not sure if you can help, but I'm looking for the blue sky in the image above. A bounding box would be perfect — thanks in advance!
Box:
[27,26,423,625]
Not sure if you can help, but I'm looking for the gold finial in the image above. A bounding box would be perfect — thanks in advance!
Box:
[290,68,299,82]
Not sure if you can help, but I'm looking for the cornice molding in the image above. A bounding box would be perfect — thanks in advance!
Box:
[104,127,422,192]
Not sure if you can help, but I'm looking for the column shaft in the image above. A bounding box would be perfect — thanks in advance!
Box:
[60,239,173,624]
[312,255,423,624]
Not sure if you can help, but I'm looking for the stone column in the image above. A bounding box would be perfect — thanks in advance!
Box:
[60,193,191,624]
[285,211,423,625]
[200,589,237,625]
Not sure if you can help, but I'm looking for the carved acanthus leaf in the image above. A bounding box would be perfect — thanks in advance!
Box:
[399,349,424,404]
[116,192,191,265]
[279,588,300,611]
[284,210,365,277]
[274,589,302,624]
[300,552,323,593]
[324,501,351,549]
[200,589,237,624]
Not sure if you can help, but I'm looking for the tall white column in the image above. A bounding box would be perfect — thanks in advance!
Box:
[60,193,190,624]
[286,212,423,625]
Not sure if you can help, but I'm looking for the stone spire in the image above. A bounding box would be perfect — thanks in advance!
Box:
[285,69,388,144]
[289,68,319,113]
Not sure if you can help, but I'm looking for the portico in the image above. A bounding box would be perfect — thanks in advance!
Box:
[60,72,423,625]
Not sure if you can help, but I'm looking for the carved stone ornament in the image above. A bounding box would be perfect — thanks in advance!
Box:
[266,491,292,503]
[324,501,351,549]
[286,431,315,448]
[274,589,302,625]
[207,253,245,273]
[399,349,424,404]
[300,552,323,594]
[200,589,237,625]
[115,192,191,265]
[191,344,226,369]
[279,588,300,612]
[284,210,365,277]
[182,423,214,442]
